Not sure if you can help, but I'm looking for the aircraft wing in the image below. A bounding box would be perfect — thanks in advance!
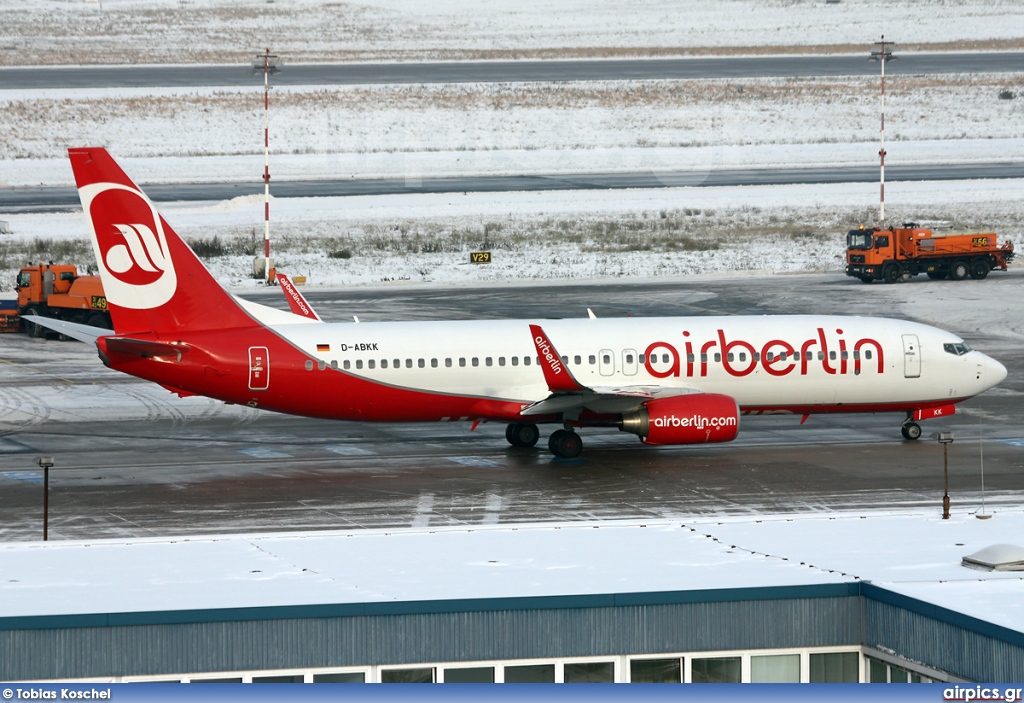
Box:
[524,324,703,416]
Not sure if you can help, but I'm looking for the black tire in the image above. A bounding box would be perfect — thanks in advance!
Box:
[548,429,583,459]
[949,260,969,281]
[901,422,922,441]
[23,307,45,338]
[86,312,111,329]
[926,271,947,280]
[882,263,900,284]
[859,276,873,284]
[505,423,540,448]
[970,258,990,280]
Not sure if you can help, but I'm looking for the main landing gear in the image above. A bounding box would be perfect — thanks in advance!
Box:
[505,423,583,458]
[901,420,922,440]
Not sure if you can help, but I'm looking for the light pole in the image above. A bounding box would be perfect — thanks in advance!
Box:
[37,456,54,540]
[252,49,281,285]
[870,36,896,230]
[936,432,953,520]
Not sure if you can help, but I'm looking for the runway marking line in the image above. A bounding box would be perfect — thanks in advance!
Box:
[0,356,76,385]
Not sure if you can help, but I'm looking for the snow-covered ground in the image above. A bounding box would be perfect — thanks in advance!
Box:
[2,0,1023,66]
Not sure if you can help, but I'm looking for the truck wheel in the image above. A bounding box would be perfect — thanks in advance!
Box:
[882,264,900,284]
[970,258,990,280]
[23,307,45,338]
[859,276,873,283]
[926,271,947,280]
[949,260,970,281]
[86,312,111,329]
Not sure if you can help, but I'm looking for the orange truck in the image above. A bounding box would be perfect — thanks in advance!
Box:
[2,263,112,336]
[845,224,1015,283]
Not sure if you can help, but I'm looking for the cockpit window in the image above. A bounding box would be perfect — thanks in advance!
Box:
[943,342,972,356]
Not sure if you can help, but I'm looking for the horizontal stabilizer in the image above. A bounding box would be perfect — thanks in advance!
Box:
[21,316,109,345]
[103,337,190,361]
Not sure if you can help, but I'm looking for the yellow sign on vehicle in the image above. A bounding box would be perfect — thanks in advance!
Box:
[91,296,108,310]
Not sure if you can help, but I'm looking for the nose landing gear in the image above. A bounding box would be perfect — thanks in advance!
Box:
[901,420,922,440]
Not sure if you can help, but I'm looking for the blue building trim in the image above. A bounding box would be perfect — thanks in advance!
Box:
[0,582,860,631]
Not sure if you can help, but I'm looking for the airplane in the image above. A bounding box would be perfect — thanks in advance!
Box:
[28,147,1008,459]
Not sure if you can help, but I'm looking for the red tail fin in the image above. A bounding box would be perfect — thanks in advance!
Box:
[69,147,256,336]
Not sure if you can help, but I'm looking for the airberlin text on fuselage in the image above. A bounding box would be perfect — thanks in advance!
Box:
[644,327,885,379]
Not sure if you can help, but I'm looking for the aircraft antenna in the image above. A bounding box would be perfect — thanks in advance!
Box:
[870,36,896,230]
[252,49,282,285]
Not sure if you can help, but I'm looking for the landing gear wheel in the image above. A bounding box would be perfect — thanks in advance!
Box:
[882,263,900,284]
[970,258,990,280]
[548,429,583,459]
[505,423,540,448]
[949,259,969,281]
[901,422,922,441]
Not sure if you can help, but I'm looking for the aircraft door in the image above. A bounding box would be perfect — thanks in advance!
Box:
[622,349,638,376]
[902,335,920,378]
[599,349,615,376]
[249,346,270,390]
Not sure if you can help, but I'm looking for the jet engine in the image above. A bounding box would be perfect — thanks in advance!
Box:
[619,393,740,445]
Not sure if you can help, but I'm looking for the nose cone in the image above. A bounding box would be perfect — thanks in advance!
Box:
[983,354,1008,389]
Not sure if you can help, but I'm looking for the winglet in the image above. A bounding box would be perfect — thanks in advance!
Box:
[276,273,322,321]
[529,324,588,392]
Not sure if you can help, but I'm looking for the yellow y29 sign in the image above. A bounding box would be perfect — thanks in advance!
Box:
[470,252,492,264]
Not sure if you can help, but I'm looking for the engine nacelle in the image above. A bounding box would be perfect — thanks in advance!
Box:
[620,393,740,445]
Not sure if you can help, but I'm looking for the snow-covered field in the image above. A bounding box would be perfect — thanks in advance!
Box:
[2,0,1023,66]
[0,1,1021,289]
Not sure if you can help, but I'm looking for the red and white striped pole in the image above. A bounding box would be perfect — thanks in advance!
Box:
[253,49,280,284]
[871,37,895,230]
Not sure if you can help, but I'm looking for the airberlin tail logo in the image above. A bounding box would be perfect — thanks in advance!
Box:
[79,182,177,309]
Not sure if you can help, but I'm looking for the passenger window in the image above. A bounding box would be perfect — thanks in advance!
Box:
[638,354,645,364]
[318,360,326,370]
[589,355,596,365]
[445,358,452,367]
[459,358,466,367]
[498,357,506,366]
[841,351,848,360]
[305,360,313,371]
[511,357,519,366]
[381,359,388,369]
[368,359,375,369]
[344,360,351,370]
[405,359,412,368]
[418,359,425,368]
[523,356,531,366]
[853,351,861,360]
[714,353,722,362]
[865,350,873,360]
[780,352,787,361]
[817,352,824,361]
[602,354,611,364]
[625,354,634,364]
[574,355,581,365]
[701,354,708,362]
[472,357,479,367]
[431,358,438,368]
[687,353,695,363]
[829,351,836,361]
[726,353,734,362]
[356,360,363,369]
[393,359,400,368]
[486,357,493,367]
[331,360,338,370]
[560,355,568,364]
[766,352,775,362]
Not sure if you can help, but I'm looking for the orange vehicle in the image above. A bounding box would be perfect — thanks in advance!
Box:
[846,223,1015,283]
[10,263,112,337]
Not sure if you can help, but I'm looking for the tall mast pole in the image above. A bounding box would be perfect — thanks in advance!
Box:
[253,49,280,284]
[870,37,896,230]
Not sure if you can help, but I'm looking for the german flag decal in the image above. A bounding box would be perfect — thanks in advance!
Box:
[316,344,330,352]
